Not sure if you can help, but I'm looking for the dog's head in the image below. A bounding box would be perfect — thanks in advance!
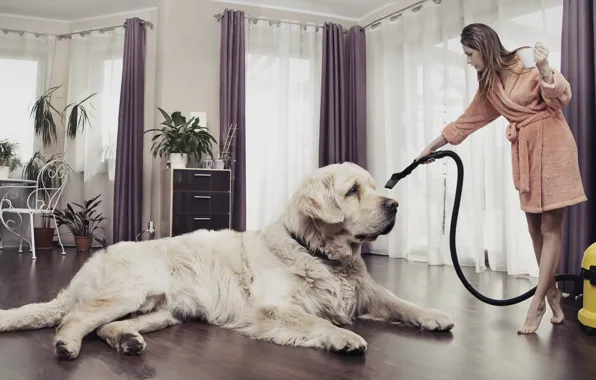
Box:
[286,162,398,260]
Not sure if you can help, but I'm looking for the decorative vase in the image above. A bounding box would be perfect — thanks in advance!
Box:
[169,153,188,169]
[34,227,55,250]
[0,166,9,180]
[75,236,92,251]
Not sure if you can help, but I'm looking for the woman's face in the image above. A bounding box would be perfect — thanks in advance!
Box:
[463,45,484,72]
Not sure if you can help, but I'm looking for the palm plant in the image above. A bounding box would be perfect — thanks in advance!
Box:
[30,85,61,147]
[31,85,96,147]
[64,93,96,140]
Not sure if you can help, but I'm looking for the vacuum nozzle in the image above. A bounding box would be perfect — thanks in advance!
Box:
[384,151,447,189]
[385,172,406,189]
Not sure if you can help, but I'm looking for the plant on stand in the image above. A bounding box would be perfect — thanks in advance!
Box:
[22,152,70,250]
[25,87,95,250]
[146,108,217,168]
[52,194,108,252]
[0,140,21,180]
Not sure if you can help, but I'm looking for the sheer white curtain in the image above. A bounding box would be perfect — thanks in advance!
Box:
[366,0,563,277]
[245,21,322,230]
[0,31,55,175]
[62,29,124,245]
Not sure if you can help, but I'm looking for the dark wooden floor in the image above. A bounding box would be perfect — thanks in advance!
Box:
[0,248,595,380]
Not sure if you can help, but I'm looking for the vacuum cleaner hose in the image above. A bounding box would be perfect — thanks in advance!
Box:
[385,150,580,306]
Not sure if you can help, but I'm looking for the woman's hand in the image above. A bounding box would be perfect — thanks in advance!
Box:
[415,135,447,164]
[416,146,436,164]
[534,42,550,76]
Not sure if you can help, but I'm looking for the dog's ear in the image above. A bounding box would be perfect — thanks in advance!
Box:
[295,174,344,224]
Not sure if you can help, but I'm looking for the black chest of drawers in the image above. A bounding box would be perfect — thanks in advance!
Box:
[161,168,232,237]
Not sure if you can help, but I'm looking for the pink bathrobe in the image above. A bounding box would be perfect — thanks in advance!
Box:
[442,60,587,213]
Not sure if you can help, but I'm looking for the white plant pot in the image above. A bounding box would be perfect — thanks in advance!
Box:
[0,166,9,180]
[169,153,188,169]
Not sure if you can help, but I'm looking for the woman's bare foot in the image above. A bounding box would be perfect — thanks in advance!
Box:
[518,298,546,334]
[547,287,565,324]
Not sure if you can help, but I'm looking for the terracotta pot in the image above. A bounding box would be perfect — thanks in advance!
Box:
[75,236,92,251]
[34,227,55,250]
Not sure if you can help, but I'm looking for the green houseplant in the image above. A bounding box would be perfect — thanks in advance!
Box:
[31,85,96,147]
[22,152,70,249]
[0,140,21,180]
[146,108,217,168]
[31,85,61,147]
[64,93,96,140]
[52,194,108,251]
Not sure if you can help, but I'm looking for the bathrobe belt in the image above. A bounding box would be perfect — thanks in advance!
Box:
[505,109,556,194]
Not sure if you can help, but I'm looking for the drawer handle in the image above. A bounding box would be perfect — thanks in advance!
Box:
[193,195,211,199]
[193,217,211,221]
[194,173,211,177]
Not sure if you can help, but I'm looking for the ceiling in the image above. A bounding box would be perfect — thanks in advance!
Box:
[217,0,397,21]
[0,0,401,22]
[0,0,159,21]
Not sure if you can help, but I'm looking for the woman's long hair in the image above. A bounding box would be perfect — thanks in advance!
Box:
[461,23,526,97]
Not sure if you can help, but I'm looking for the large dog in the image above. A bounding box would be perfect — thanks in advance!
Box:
[0,162,453,360]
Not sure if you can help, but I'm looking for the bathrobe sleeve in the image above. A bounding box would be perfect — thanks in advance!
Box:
[441,91,501,145]
[539,68,572,110]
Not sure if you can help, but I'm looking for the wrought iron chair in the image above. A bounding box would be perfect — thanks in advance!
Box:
[0,159,70,259]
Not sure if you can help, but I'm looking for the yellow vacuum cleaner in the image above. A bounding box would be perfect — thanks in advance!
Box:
[386,150,595,334]
[579,243,596,333]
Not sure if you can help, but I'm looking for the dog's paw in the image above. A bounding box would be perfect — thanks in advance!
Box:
[413,309,454,331]
[53,338,80,360]
[118,333,146,355]
[326,328,367,355]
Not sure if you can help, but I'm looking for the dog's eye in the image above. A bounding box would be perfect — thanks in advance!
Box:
[346,184,359,197]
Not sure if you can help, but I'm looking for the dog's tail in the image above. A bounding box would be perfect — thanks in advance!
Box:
[0,289,70,332]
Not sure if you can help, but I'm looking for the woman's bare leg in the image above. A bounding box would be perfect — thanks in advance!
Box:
[519,208,566,334]
[524,212,565,325]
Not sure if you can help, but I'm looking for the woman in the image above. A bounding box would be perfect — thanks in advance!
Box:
[417,23,586,334]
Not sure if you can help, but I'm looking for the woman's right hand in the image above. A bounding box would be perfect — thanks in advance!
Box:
[415,134,448,164]
[415,147,436,164]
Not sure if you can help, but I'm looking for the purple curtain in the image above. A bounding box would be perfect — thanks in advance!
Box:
[113,17,146,243]
[346,26,367,170]
[219,9,246,231]
[559,0,596,294]
[319,22,346,167]
[320,24,369,252]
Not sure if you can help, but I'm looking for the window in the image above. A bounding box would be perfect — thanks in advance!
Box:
[245,53,320,230]
[0,58,40,170]
[100,58,123,164]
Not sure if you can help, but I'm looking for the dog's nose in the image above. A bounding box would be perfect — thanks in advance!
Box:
[383,198,398,212]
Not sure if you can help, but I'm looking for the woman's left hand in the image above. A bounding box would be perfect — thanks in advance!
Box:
[534,42,550,75]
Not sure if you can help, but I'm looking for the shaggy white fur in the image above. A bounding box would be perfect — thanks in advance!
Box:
[0,162,453,360]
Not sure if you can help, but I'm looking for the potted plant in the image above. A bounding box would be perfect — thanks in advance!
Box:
[52,194,108,251]
[22,152,70,249]
[146,108,217,168]
[0,140,21,180]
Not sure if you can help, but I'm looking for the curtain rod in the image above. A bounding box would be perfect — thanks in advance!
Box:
[213,11,351,33]
[363,0,441,29]
[0,18,154,39]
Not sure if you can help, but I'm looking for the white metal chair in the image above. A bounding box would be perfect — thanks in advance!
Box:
[0,159,69,259]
